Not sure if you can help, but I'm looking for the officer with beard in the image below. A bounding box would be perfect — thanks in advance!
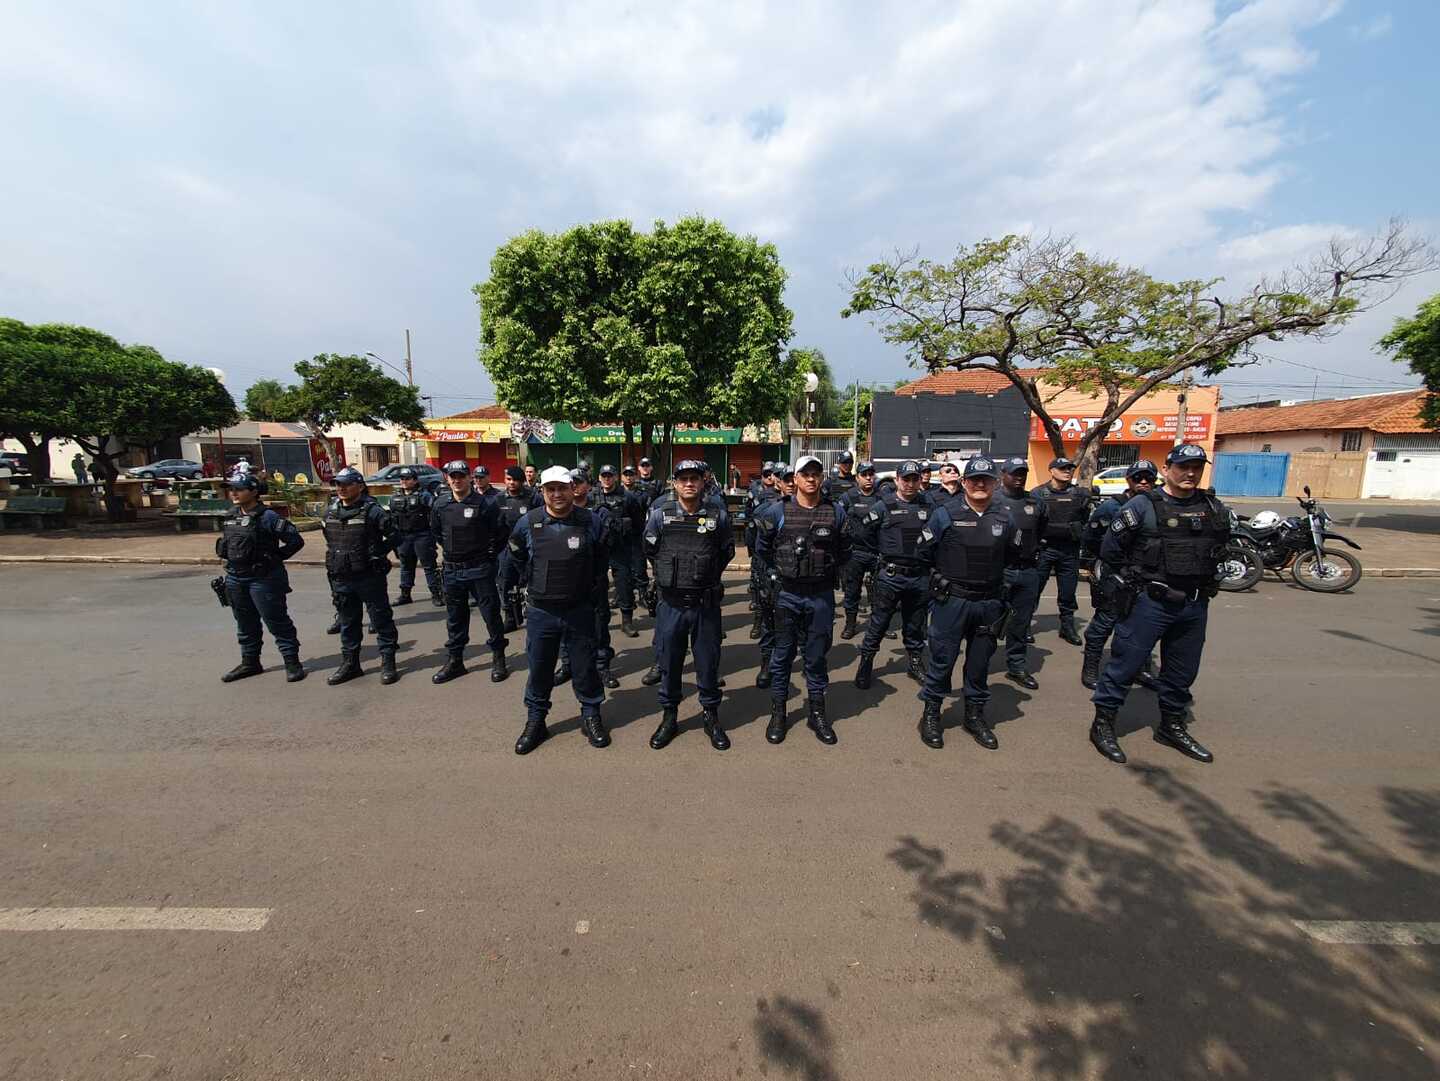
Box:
[503,466,612,754]
[854,459,934,688]
[838,461,880,640]
[644,459,735,751]
[914,457,1021,750]
[992,457,1048,689]
[388,467,443,607]
[322,467,401,686]
[1089,445,1226,766]
[430,460,510,685]
[1082,460,1160,691]
[823,450,857,501]
[215,473,307,683]
[1032,456,1089,645]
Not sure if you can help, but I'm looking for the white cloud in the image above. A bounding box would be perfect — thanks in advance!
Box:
[1215,222,1361,266]
[1350,13,1393,40]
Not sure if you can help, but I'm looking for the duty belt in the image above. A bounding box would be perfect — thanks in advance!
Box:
[881,561,926,577]
[443,557,493,570]
[659,585,721,608]
[940,582,1001,601]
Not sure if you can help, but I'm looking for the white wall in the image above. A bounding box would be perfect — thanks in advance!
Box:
[1361,450,1440,500]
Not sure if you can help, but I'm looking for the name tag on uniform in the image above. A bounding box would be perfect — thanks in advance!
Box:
[464,507,475,518]
[1024,505,1034,515]
[567,536,581,549]
[955,520,977,528]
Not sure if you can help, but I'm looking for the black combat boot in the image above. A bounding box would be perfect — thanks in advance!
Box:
[854,652,875,690]
[840,612,859,640]
[1154,710,1213,763]
[580,711,611,749]
[766,702,788,744]
[379,650,399,685]
[749,616,762,640]
[395,588,413,606]
[430,591,445,608]
[283,657,306,683]
[599,664,619,689]
[650,708,679,750]
[641,663,662,686]
[906,652,925,683]
[1090,706,1126,763]
[806,697,837,745]
[553,661,572,685]
[755,650,773,689]
[702,707,729,751]
[620,612,638,638]
[1059,617,1082,646]
[919,699,944,749]
[1005,668,1039,690]
[490,650,509,683]
[221,657,263,683]
[327,649,364,686]
[515,715,549,755]
[1081,649,1102,689]
[431,654,467,684]
[962,701,998,750]
[326,612,341,635]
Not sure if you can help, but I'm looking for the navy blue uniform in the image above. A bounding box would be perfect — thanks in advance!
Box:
[745,482,784,649]
[643,499,735,709]
[1031,480,1091,628]
[838,484,882,621]
[387,486,441,600]
[1092,489,1229,715]
[992,487,1048,672]
[495,487,534,623]
[915,498,1021,705]
[1082,493,1131,657]
[322,495,399,653]
[596,481,646,617]
[504,506,610,721]
[432,486,508,661]
[753,497,849,701]
[216,503,305,661]
[858,490,936,661]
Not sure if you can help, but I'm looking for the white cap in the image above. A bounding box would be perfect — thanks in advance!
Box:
[795,454,824,473]
[540,465,574,486]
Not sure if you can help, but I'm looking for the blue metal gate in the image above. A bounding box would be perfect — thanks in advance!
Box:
[1213,452,1289,497]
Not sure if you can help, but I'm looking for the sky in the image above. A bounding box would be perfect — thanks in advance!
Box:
[2,0,1437,416]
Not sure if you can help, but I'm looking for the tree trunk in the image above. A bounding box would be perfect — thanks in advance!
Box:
[622,420,635,472]
[640,418,654,463]
[661,420,673,477]
[75,435,123,520]
[13,433,53,482]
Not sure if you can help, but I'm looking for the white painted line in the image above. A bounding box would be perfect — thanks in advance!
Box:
[0,907,271,932]
[1293,920,1440,945]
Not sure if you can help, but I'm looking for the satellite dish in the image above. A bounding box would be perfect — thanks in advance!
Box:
[804,372,820,394]
[207,367,226,383]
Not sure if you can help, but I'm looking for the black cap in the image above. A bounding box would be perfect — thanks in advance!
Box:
[397,466,416,480]
[673,459,704,478]
[333,466,364,485]
[897,460,923,477]
[638,457,653,467]
[599,464,616,476]
[1001,456,1029,475]
[442,460,470,476]
[778,462,795,478]
[571,468,590,484]
[621,465,636,475]
[474,465,490,478]
[505,466,525,481]
[1165,443,1209,466]
[1050,456,1076,470]
[1126,458,1159,479]
[857,460,875,475]
[761,461,774,474]
[963,456,999,479]
[222,474,260,491]
[837,450,854,464]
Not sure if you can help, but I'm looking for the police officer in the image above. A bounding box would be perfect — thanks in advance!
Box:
[215,473,307,683]
[634,457,664,614]
[523,463,538,489]
[745,462,783,642]
[838,461,881,639]
[823,450,857,501]
[596,464,645,638]
[504,465,612,754]
[915,457,1020,749]
[644,460,735,751]
[496,467,532,633]
[854,459,934,688]
[1081,460,1160,690]
[920,461,934,490]
[554,467,621,689]
[993,457,1048,689]
[743,461,793,689]
[430,461,509,684]
[621,464,652,613]
[1032,456,1089,645]
[322,466,400,686]
[932,461,963,507]
[1089,444,1226,765]
[753,455,848,745]
[388,467,443,607]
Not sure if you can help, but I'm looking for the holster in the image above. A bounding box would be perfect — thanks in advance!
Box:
[983,602,1013,639]
[1145,580,1189,605]
[210,576,231,608]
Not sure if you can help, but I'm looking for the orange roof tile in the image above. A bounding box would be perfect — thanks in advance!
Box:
[435,405,509,421]
[894,368,1048,396]
[1217,389,1430,436]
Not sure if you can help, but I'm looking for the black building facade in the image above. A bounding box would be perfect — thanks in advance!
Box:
[869,385,1031,471]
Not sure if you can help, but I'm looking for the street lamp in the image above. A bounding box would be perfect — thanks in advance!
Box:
[803,371,819,451]
[366,351,412,386]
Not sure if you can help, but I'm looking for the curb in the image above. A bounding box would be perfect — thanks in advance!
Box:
[2,554,1439,578]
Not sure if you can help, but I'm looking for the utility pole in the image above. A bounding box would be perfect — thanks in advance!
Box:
[405,328,413,386]
[852,380,859,456]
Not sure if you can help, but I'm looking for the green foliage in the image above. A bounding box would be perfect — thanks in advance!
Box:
[790,347,846,427]
[837,380,899,446]
[475,216,797,436]
[243,378,288,421]
[262,354,427,458]
[1378,293,1440,428]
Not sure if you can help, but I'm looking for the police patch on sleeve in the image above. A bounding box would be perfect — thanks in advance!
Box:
[919,528,933,543]
[1118,507,1140,529]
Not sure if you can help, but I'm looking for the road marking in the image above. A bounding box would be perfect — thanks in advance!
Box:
[0,907,271,932]
[1293,920,1440,945]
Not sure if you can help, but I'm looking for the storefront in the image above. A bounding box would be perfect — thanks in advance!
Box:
[416,407,517,476]
[1024,384,1219,475]
[511,418,783,485]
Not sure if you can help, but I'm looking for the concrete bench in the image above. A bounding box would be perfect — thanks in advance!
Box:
[0,495,68,530]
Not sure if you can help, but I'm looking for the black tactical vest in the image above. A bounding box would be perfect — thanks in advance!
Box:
[597,487,632,539]
[498,492,530,531]
[843,489,881,546]
[827,472,856,500]
[389,490,430,533]
[436,495,495,562]
[528,508,595,604]
[323,501,375,577]
[994,490,1042,563]
[772,501,840,585]
[878,493,930,565]
[1138,492,1229,583]
[219,508,278,573]
[653,506,723,591]
[933,509,1010,593]
[1039,483,1088,542]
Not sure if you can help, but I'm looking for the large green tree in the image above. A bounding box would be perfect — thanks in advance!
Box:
[476,216,797,467]
[844,223,1435,479]
[1378,293,1440,428]
[243,378,289,421]
[0,319,237,498]
[261,354,427,470]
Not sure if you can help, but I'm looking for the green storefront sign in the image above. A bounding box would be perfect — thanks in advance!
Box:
[525,420,742,444]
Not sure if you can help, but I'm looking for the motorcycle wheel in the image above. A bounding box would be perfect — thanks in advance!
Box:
[1216,544,1264,592]
[1290,550,1361,593]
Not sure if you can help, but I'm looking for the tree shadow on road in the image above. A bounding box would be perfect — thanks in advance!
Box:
[753,995,840,1081]
[887,769,1440,1080]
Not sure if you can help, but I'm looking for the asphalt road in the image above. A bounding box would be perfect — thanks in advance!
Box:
[2,565,1437,1081]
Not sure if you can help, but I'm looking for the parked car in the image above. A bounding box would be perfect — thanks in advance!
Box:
[126,459,204,480]
[0,451,30,476]
[364,462,444,491]
[1092,466,1132,497]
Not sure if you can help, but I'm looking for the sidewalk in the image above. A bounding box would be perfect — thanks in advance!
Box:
[1,520,1436,575]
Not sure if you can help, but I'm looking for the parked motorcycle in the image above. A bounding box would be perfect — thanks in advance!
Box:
[1231,486,1363,593]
